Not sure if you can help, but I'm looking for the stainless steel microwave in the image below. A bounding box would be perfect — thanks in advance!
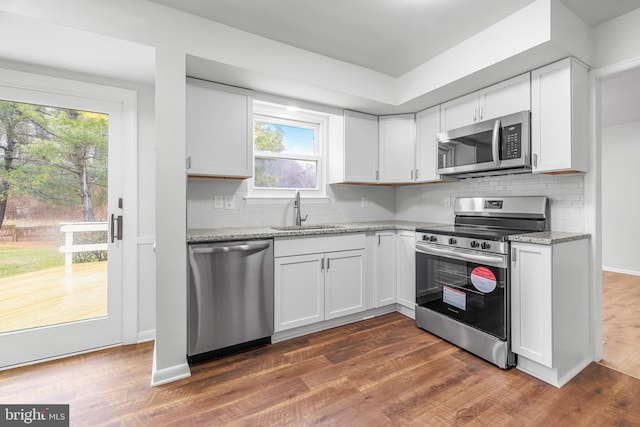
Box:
[437,111,531,178]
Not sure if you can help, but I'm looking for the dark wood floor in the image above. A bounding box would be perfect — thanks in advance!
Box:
[1,312,639,426]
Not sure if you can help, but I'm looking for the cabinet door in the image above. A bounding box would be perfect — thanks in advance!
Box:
[531,58,588,173]
[440,91,478,131]
[186,78,253,177]
[378,114,415,183]
[344,110,379,183]
[325,250,366,320]
[511,243,553,368]
[479,73,531,122]
[415,106,440,183]
[274,254,324,332]
[374,231,397,307]
[396,231,415,309]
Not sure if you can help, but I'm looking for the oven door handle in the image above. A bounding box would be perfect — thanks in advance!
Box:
[416,243,507,268]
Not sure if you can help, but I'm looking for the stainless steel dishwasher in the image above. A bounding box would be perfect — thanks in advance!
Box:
[187,239,274,362]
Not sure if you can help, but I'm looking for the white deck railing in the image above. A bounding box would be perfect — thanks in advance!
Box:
[59,222,108,266]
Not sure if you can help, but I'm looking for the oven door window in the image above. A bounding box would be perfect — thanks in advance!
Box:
[416,251,507,340]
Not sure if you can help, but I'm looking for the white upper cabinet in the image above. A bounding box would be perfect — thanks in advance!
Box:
[531,58,589,173]
[440,73,531,131]
[185,78,253,178]
[379,114,416,183]
[343,110,379,183]
[415,105,442,183]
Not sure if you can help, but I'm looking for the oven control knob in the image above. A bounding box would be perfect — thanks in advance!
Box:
[449,238,457,245]
[422,235,429,241]
[481,242,491,250]
[429,235,438,242]
[470,240,480,248]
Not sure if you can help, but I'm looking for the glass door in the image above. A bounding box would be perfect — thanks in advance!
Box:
[0,75,125,368]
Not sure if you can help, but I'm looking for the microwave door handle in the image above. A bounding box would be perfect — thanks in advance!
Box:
[492,119,501,166]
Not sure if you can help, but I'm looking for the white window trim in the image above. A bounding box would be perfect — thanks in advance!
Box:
[247,101,329,199]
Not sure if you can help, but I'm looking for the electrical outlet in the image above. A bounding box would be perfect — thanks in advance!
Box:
[224,195,235,210]
[214,195,224,209]
[362,197,368,207]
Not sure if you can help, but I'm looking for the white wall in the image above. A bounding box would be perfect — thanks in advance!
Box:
[601,121,640,275]
[395,173,585,231]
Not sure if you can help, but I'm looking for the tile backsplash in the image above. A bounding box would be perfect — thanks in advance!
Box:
[396,173,585,232]
[187,178,396,229]
[188,173,585,232]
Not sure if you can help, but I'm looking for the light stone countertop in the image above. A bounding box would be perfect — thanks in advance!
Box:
[508,231,591,245]
[188,221,591,245]
[187,220,445,243]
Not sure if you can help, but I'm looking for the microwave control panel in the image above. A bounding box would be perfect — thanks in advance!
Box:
[501,124,521,160]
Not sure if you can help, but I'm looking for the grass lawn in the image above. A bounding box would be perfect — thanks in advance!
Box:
[0,243,64,278]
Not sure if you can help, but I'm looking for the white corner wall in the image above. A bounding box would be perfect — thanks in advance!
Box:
[601,121,640,275]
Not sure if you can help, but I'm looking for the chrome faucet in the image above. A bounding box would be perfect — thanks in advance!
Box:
[293,190,308,226]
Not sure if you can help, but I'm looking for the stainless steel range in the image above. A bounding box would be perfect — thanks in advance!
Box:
[415,196,548,368]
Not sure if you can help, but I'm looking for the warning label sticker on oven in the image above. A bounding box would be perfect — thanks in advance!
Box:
[443,286,466,311]
[470,266,497,293]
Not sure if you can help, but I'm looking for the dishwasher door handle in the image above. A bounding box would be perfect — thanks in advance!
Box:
[191,241,270,254]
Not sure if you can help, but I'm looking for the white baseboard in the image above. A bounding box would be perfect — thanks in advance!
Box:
[396,304,415,320]
[137,329,156,343]
[602,266,640,276]
[150,344,191,387]
[271,305,396,344]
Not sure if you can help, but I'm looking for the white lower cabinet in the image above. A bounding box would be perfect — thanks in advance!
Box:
[274,254,325,331]
[274,234,366,332]
[396,231,416,310]
[374,231,397,307]
[325,250,366,320]
[511,239,590,387]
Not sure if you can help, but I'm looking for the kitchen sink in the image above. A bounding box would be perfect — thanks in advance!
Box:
[270,224,345,231]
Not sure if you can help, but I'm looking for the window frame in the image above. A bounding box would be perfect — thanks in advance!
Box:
[248,101,328,199]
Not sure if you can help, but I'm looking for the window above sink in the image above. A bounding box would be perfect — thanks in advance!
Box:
[247,101,329,199]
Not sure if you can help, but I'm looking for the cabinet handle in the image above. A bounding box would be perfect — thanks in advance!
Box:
[512,248,517,263]
[480,107,484,120]
[473,108,477,122]
[378,235,381,246]
[411,170,414,180]
[416,169,420,179]
[327,258,330,270]
[533,153,538,167]
[321,258,325,271]
[186,156,191,169]
[376,170,379,181]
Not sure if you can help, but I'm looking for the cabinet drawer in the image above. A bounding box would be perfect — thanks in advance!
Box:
[275,233,366,257]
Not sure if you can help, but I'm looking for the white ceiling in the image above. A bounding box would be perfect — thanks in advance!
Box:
[149,0,640,77]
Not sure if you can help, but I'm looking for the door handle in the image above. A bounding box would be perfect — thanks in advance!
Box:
[492,119,501,166]
[111,214,123,243]
[191,242,270,254]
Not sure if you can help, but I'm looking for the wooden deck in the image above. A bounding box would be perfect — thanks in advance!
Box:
[0,261,107,333]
